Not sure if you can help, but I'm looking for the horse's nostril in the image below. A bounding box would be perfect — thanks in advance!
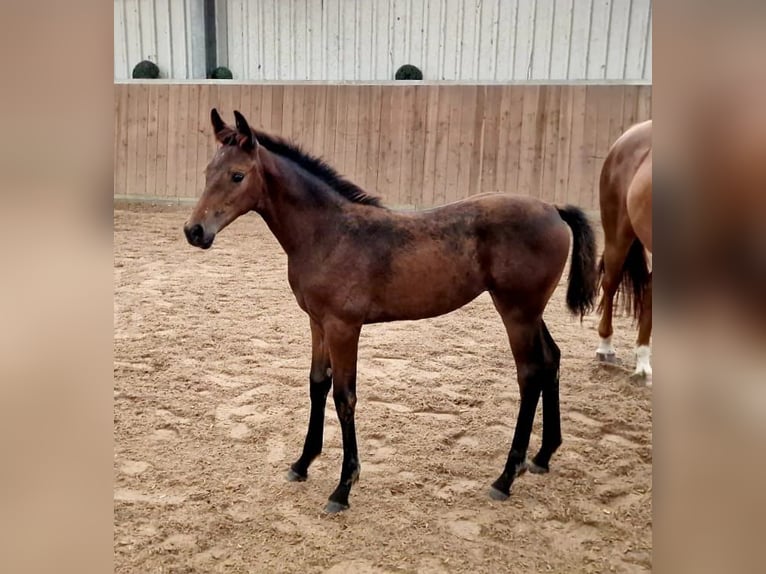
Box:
[185,223,204,244]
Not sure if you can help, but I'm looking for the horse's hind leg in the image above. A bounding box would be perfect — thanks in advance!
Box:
[488,301,558,499]
[287,318,332,481]
[526,321,562,474]
[597,227,635,361]
[633,272,652,381]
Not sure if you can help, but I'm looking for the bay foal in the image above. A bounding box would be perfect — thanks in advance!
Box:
[184,109,598,513]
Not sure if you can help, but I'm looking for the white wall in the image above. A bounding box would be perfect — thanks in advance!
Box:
[114,0,205,79]
[224,0,652,81]
[115,0,653,82]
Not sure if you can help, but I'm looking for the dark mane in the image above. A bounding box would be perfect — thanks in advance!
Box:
[218,126,383,208]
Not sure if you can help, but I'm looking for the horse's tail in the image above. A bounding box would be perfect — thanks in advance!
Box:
[556,205,599,319]
[598,239,650,321]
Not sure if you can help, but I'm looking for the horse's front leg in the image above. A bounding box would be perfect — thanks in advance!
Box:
[323,319,362,513]
[287,318,332,481]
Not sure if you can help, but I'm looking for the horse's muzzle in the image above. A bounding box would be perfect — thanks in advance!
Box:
[184,223,214,249]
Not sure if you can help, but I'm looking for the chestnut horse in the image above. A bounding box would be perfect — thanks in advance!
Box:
[596,120,652,380]
[184,109,598,513]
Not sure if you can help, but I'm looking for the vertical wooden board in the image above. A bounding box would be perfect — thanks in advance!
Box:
[301,86,319,157]
[409,85,430,206]
[554,86,575,204]
[479,86,502,193]
[637,85,652,121]
[342,86,361,180]
[290,86,306,145]
[540,85,562,203]
[144,84,160,198]
[444,88,463,204]
[467,86,487,197]
[502,87,526,194]
[595,87,616,192]
[239,85,252,127]
[385,87,407,205]
[164,85,179,198]
[195,85,212,196]
[353,86,372,190]
[607,85,626,147]
[366,86,383,194]
[421,86,440,206]
[155,84,170,198]
[269,85,284,134]
[580,85,606,209]
[331,86,349,175]
[174,85,190,199]
[114,85,129,197]
[125,86,140,197]
[621,85,639,131]
[310,86,328,158]
[455,86,479,200]
[432,86,452,206]
[185,85,201,199]
[282,86,297,140]
[494,87,513,192]
[398,85,417,206]
[375,87,395,202]
[567,85,588,207]
[322,85,339,169]
[517,85,542,198]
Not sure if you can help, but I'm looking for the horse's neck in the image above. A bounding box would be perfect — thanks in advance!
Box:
[257,156,342,257]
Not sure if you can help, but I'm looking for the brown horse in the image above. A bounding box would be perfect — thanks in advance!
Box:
[596,120,653,380]
[184,109,598,513]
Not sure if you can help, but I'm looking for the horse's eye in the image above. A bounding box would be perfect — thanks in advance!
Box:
[232,172,245,183]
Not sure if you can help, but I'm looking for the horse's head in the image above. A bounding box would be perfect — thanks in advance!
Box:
[184,109,266,249]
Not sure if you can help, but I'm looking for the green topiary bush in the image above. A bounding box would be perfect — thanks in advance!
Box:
[132,60,160,79]
[395,64,423,80]
[209,66,234,79]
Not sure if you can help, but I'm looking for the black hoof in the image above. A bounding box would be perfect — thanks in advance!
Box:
[488,486,510,501]
[526,460,549,474]
[324,500,349,513]
[286,467,307,482]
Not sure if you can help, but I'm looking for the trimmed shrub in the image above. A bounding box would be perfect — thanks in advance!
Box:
[209,66,234,80]
[132,60,160,79]
[395,64,423,80]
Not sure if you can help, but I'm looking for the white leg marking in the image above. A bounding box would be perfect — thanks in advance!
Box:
[597,336,616,357]
[634,345,652,379]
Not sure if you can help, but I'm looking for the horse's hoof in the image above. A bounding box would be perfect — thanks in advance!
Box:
[324,500,349,514]
[488,486,510,501]
[597,352,618,364]
[286,468,307,482]
[526,460,549,474]
[631,371,652,387]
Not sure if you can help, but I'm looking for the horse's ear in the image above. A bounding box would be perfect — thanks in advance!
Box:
[233,110,258,151]
[211,108,227,141]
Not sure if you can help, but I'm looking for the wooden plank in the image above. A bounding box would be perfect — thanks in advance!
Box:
[144,84,160,198]
[517,85,542,198]
[421,86,441,206]
[637,85,652,121]
[269,85,284,135]
[540,85,562,204]
[165,84,182,199]
[125,85,140,197]
[114,84,129,197]
[621,85,639,132]
[365,86,383,195]
[579,85,604,209]
[342,86,361,180]
[185,84,201,198]
[291,86,307,146]
[501,87,525,194]
[310,85,327,157]
[607,85,627,148]
[155,84,170,198]
[432,86,452,207]
[398,85,417,206]
[302,85,319,156]
[468,85,486,197]
[554,86,575,205]
[567,85,588,207]
[282,85,296,141]
[479,86,502,193]
[444,87,463,204]
[195,84,211,195]
[455,86,478,199]
[385,87,407,205]
[353,86,372,190]
[409,85,430,207]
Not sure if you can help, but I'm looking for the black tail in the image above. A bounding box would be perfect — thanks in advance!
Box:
[556,206,598,319]
[598,239,650,321]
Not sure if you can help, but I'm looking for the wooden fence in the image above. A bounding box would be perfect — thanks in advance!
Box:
[114,82,652,209]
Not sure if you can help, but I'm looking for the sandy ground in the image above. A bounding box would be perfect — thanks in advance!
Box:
[114,204,652,573]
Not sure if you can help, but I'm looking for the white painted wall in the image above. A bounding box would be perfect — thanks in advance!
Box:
[115,0,653,82]
[114,0,205,79]
[224,0,652,81]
